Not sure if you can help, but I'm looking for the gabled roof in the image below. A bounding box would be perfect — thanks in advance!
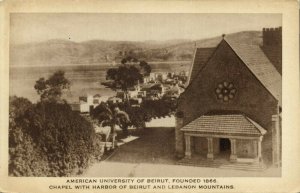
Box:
[185,34,282,105]
[261,45,282,74]
[225,38,282,105]
[188,47,215,84]
[180,114,267,137]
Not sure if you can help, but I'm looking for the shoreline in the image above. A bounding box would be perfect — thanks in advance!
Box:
[9,61,192,68]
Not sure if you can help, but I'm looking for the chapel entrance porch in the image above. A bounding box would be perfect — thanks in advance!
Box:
[178,135,265,171]
[183,136,242,162]
[178,114,267,171]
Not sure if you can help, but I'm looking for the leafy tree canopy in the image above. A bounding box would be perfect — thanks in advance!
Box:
[9,97,102,176]
[34,70,70,102]
[9,71,103,177]
[91,102,130,136]
[103,57,151,93]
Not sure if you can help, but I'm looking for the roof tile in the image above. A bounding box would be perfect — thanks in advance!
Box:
[181,114,267,136]
[225,38,282,105]
[188,47,215,83]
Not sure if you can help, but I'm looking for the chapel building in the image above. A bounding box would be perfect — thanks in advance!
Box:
[175,27,282,169]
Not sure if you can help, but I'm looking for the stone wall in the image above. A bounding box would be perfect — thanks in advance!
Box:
[193,137,208,155]
[175,117,184,157]
[236,139,257,158]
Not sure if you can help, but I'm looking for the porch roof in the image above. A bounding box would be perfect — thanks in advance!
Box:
[180,114,267,136]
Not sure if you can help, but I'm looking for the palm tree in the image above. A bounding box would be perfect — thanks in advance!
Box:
[91,103,130,148]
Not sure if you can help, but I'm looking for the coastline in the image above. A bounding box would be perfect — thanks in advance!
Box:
[9,61,192,68]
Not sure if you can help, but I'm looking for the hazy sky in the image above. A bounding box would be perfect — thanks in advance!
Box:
[10,13,281,44]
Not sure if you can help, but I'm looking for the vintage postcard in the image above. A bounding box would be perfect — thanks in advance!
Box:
[0,0,299,192]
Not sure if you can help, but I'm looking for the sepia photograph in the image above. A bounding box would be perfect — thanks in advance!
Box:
[8,13,283,178]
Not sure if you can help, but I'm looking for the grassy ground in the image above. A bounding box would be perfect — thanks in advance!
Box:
[110,127,177,165]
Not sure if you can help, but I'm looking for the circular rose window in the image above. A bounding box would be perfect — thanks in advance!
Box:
[215,81,236,102]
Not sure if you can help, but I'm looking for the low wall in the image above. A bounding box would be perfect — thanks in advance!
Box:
[145,115,176,128]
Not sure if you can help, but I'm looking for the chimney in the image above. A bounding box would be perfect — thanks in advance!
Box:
[262,27,282,47]
[261,27,282,74]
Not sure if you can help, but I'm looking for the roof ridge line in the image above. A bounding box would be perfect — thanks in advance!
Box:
[225,37,281,76]
[243,115,267,135]
[223,39,281,105]
[178,42,221,100]
[186,44,199,85]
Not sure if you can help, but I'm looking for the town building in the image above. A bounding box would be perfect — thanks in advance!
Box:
[163,84,185,100]
[143,76,151,84]
[141,83,166,100]
[115,82,145,100]
[71,94,109,114]
[156,72,168,82]
[175,27,282,170]
[127,84,141,99]
[149,72,157,82]
[108,96,123,104]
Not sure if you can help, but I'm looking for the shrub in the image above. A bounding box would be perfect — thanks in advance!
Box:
[9,96,102,176]
[9,96,50,176]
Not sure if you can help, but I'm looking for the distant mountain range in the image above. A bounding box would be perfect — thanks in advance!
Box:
[10,31,262,66]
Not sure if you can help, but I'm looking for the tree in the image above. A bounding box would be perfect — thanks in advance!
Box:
[140,98,176,119]
[9,96,49,176]
[9,71,103,176]
[34,70,70,102]
[9,96,102,176]
[30,101,99,176]
[101,57,153,131]
[102,57,151,101]
[101,56,182,131]
[124,105,147,129]
[91,102,131,145]
[139,60,151,76]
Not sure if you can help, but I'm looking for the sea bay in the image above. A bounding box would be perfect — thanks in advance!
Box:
[9,62,190,103]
